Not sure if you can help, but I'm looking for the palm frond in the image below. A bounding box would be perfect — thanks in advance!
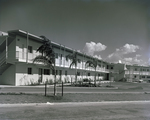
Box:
[85,60,96,69]
[66,52,81,68]
[33,55,54,70]
[66,54,73,61]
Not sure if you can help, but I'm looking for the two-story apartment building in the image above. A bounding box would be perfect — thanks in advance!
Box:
[0,30,110,86]
[125,64,150,82]
[109,63,150,83]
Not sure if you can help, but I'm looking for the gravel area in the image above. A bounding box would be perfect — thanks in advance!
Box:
[0,93,150,104]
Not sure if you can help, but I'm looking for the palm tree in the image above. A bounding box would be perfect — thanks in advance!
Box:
[66,51,81,84]
[33,36,56,96]
[85,58,101,86]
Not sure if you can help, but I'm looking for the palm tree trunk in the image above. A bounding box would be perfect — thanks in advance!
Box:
[75,66,77,84]
[54,64,57,96]
[94,69,96,87]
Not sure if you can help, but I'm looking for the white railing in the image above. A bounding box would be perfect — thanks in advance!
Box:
[1,51,110,73]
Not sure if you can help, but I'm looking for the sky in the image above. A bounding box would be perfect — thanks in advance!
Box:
[0,0,150,66]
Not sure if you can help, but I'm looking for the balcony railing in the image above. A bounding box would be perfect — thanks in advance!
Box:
[2,51,110,73]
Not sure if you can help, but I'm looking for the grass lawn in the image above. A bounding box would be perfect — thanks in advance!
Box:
[0,92,150,104]
[1,82,150,104]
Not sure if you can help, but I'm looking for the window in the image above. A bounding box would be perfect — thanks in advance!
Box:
[55,53,58,58]
[147,69,149,71]
[60,54,62,60]
[59,70,62,75]
[111,67,113,70]
[135,68,137,71]
[28,46,32,53]
[28,68,32,74]
[147,76,150,78]
[77,72,80,76]
[44,69,50,75]
[52,70,58,75]
[142,76,145,78]
[88,73,90,76]
[134,75,136,78]
[52,70,55,75]
[107,65,109,69]
[65,71,67,76]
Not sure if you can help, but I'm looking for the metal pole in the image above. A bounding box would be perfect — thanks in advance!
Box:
[26,31,28,63]
[54,63,57,96]
[45,83,47,96]
[62,82,63,96]
[6,37,8,64]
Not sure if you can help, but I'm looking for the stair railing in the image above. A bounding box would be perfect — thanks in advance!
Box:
[0,52,6,66]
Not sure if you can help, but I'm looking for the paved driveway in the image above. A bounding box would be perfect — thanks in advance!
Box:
[0,101,150,120]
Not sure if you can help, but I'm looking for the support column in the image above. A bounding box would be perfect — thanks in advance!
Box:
[63,45,65,67]
[26,32,29,82]
[26,32,29,63]
[6,36,8,64]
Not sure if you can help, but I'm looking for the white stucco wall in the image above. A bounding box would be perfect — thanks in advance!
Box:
[15,63,39,86]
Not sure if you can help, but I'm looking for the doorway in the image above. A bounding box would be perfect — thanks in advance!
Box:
[38,68,43,83]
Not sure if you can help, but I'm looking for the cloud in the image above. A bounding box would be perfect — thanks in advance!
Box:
[83,41,107,56]
[124,57,132,62]
[107,44,140,63]
[94,55,102,60]
[121,44,140,54]
[77,50,81,53]
[123,54,143,65]
[108,44,140,58]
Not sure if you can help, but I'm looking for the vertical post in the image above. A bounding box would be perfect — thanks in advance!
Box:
[6,36,8,64]
[45,82,47,96]
[62,81,63,96]
[63,46,65,67]
[82,54,84,80]
[26,32,29,83]
[26,31,28,63]
[59,44,62,66]
[54,63,57,96]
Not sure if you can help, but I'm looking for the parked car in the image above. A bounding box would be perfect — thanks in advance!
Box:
[82,78,93,87]
[82,79,101,87]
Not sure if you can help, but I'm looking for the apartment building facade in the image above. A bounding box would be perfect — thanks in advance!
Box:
[125,65,150,82]
[109,63,150,83]
[0,30,110,86]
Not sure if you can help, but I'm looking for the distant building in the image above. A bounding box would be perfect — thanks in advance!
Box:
[125,65,150,83]
[110,63,150,83]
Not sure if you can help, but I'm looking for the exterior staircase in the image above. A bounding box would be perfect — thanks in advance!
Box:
[0,36,13,75]
[118,70,126,82]
[0,52,11,75]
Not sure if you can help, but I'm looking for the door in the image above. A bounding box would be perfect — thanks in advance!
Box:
[59,70,62,82]
[38,68,43,83]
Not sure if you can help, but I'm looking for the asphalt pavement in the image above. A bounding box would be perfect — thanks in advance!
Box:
[1,101,150,120]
